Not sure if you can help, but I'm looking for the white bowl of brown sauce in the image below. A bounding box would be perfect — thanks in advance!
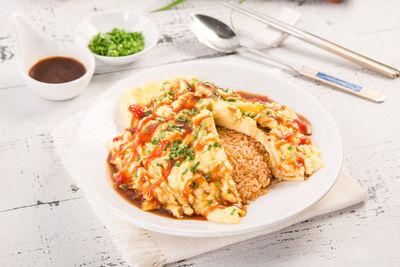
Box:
[12,13,95,101]
[75,12,159,66]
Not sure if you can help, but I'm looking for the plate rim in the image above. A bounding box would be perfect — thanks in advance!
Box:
[70,61,343,237]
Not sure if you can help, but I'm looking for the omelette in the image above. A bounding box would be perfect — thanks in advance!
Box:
[108,77,323,224]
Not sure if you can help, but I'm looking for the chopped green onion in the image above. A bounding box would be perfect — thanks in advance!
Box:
[190,161,200,173]
[287,145,294,151]
[164,142,170,151]
[177,116,187,122]
[208,199,213,207]
[160,131,166,139]
[88,28,145,57]
[182,168,189,175]
[230,208,236,215]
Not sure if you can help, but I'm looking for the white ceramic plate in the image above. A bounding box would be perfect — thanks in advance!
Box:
[70,62,342,237]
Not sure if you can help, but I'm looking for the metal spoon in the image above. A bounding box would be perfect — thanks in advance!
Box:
[189,14,385,103]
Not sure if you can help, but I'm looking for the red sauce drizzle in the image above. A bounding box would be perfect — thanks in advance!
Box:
[173,95,201,113]
[113,136,122,142]
[128,104,145,119]
[145,141,168,167]
[114,170,129,184]
[194,141,206,151]
[137,121,160,145]
[281,133,295,143]
[299,136,312,145]
[163,159,175,178]
[296,157,305,167]
[145,179,163,199]
[294,118,310,135]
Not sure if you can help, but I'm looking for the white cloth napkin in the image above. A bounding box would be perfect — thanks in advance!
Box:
[235,7,301,49]
[52,113,367,266]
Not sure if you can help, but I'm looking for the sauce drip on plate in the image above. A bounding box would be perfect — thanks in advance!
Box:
[29,56,86,83]
[109,158,207,221]
[237,91,273,103]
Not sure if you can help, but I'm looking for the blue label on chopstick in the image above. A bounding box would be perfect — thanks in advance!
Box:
[316,72,362,92]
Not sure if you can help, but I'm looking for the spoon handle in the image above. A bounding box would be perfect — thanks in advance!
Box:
[297,66,385,103]
[224,2,400,78]
[243,48,385,102]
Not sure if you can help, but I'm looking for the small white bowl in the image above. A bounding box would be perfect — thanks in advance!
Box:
[11,12,95,101]
[21,44,95,101]
[75,12,159,66]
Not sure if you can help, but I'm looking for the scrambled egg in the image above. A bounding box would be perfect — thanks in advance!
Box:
[109,78,244,224]
[210,91,324,181]
[108,77,323,224]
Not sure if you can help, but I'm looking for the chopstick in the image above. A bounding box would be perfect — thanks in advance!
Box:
[223,2,400,79]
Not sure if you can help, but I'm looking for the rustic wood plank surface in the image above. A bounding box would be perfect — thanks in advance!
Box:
[1,0,400,266]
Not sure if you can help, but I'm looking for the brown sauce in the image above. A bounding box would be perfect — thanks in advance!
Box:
[29,56,86,83]
[107,155,206,221]
[116,184,206,220]
[237,91,273,103]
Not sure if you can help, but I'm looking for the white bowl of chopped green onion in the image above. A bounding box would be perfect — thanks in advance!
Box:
[75,12,159,66]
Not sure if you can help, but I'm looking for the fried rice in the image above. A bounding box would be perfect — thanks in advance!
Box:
[217,126,277,204]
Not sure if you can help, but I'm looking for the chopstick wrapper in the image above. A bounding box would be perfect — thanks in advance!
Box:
[53,113,367,267]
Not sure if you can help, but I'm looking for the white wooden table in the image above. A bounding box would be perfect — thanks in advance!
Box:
[1,0,400,266]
